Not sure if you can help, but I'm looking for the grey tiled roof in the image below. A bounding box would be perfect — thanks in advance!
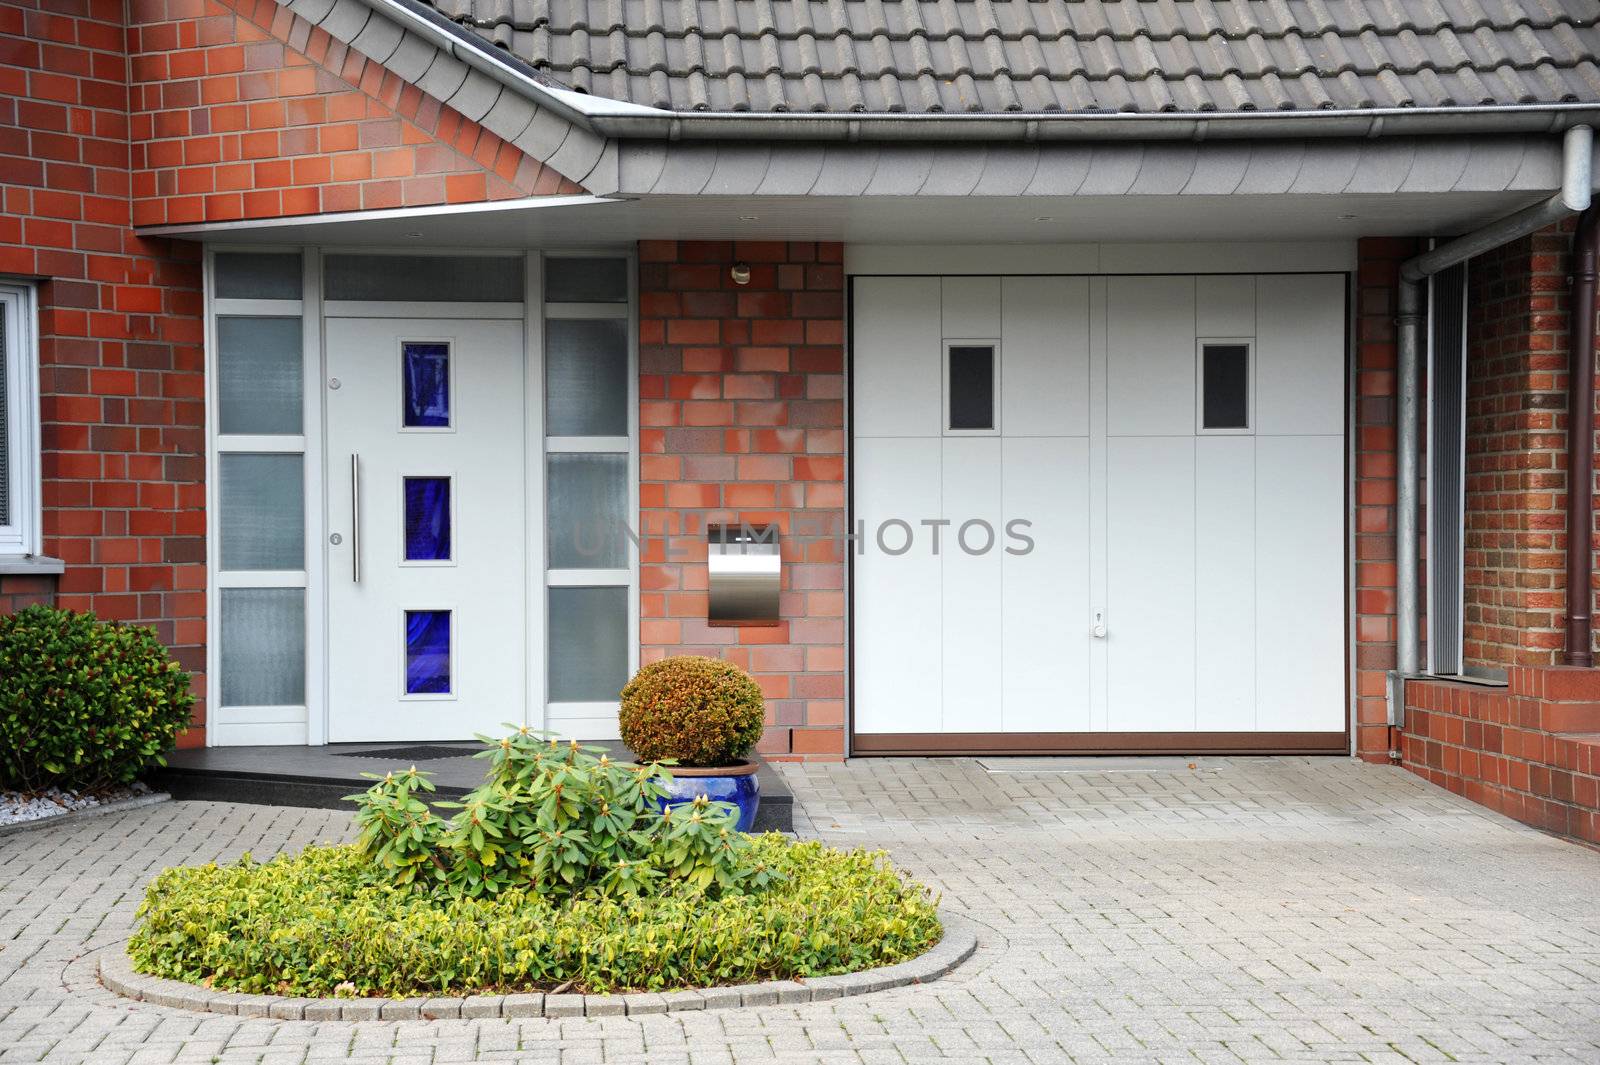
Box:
[423,0,1600,116]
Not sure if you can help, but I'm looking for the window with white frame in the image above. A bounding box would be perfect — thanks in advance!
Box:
[0,282,40,556]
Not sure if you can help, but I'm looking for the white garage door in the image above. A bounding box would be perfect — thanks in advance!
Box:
[851,274,1347,753]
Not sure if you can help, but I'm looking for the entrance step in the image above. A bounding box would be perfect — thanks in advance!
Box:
[152,742,793,832]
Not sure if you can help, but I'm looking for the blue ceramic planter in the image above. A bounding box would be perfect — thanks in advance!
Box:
[657,763,761,832]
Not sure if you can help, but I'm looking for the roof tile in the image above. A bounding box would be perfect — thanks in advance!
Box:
[425,0,1600,115]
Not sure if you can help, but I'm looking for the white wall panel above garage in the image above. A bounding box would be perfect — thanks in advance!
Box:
[1108,275,1197,436]
[853,277,942,437]
[1001,276,1090,436]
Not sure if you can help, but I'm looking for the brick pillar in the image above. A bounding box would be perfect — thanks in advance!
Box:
[637,241,847,761]
[1353,238,1421,761]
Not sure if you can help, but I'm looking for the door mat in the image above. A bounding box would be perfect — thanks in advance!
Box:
[332,745,482,761]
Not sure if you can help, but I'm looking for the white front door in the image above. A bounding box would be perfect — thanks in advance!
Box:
[852,273,1347,748]
[325,317,527,741]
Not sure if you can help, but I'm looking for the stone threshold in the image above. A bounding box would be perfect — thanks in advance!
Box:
[99,912,975,1019]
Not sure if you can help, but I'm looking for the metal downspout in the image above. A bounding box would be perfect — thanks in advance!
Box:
[1565,206,1600,667]
[1389,125,1594,724]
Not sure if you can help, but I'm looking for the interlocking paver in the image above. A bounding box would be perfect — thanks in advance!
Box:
[3,757,1600,1062]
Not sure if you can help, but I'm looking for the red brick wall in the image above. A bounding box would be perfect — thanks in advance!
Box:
[637,241,847,761]
[128,0,583,228]
[0,573,57,614]
[1354,238,1420,761]
[1403,666,1600,845]
[2,0,208,741]
[1462,230,1574,668]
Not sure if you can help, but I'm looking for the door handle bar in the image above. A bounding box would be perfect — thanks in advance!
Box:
[351,453,361,584]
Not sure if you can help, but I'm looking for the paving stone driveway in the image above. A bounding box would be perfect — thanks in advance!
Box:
[2,757,1599,1064]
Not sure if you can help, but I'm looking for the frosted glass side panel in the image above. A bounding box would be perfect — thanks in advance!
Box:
[220,453,304,570]
[547,454,627,568]
[546,318,628,436]
[545,258,628,303]
[214,253,301,300]
[220,588,305,706]
[548,587,628,702]
[216,317,302,435]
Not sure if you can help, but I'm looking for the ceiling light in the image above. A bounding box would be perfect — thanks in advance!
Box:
[1033,216,1053,222]
[738,214,759,222]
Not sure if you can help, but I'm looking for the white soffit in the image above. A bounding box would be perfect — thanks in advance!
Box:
[148,189,1552,247]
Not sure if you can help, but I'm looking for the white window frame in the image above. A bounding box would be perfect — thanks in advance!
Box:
[1195,337,1255,435]
[0,282,40,556]
[942,338,1002,436]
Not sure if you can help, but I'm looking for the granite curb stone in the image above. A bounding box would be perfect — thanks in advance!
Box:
[97,911,976,1019]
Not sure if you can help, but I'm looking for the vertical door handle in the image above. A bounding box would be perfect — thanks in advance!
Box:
[350,453,361,584]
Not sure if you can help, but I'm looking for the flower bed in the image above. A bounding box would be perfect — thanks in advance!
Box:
[128,835,941,997]
[129,729,941,999]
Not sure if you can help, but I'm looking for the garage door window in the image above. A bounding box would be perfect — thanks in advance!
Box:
[1198,340,1252,432]
[945,342,998,433]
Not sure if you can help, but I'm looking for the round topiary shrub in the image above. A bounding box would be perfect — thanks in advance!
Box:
[0,605,194,792]
[619,655,764,767]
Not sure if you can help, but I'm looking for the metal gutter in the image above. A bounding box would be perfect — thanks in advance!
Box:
[358,2,1600,144]
[1390,124,1594,724]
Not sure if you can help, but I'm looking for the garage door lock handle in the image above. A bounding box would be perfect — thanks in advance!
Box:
[1091,612,1106,639]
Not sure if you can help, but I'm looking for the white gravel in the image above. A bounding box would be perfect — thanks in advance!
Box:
[0,782,151,826]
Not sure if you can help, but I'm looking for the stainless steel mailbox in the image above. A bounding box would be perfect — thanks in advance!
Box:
[707,523,780,626]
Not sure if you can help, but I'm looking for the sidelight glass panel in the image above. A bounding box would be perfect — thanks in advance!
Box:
[324,254,523,302]
[404,610,451,694]
[948,344,995,430]
[548,587,628,702]
[547,454,627,568]
[546,318,628,436]
[220,453,304,570]
[220,588,305,706]
[404,477,451,561]
[1202,343,1250,430]
[402,342,450,428]
[217,317,302,435]
[214,252,302,300]
[545,258,628,303]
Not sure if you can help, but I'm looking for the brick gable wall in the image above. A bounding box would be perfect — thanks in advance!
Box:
[127,0,584,228]
[2,0,589,747]
[637,241,847,760]
[2,0,208,739]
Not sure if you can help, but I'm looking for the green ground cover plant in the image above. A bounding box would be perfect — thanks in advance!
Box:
[128,731,941,996]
